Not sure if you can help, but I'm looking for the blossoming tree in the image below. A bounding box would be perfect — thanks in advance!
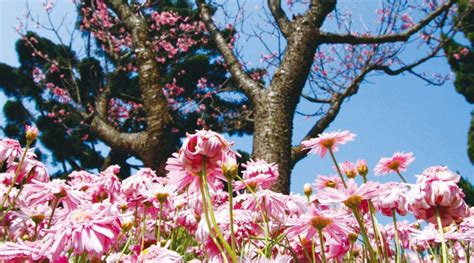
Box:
[0,0,467,192]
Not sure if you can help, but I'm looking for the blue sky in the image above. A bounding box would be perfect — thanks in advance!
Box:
[0,0,472,194]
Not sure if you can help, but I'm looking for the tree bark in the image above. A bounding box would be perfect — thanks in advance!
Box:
[252,2,335,193]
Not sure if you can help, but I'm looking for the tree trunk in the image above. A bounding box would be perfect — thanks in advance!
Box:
[252,92,294,194]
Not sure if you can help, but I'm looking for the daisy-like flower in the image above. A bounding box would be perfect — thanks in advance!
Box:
[374,182,409,216]
[166,130,238,193]
[138,245,183,263]
[234,159,278,191]
[316,179,381,210]
[22,179,86,211]
[235,190,287,222]
[43,204,121,259]
[0,139,22,167]
[285,206,352,242]
[340,161,357,179]
[314,175,344,190]
[302,130,356,158]
[374,152,415,176]
[0,240,46,262]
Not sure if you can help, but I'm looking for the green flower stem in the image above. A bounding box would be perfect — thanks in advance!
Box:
[368,201,387,260]
[156,203,163,244]
[227,179,237,251]
[395,170,408,184]
[435,207,448,263]
[392,209,402,263]
[351,208,377,263]
[201,165,238,263]
[318,229,327,263]
[328,148,347,188]
[198,176,227,261]
[47,197,60,229]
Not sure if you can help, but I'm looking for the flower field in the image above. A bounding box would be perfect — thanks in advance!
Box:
[0,128,472,262]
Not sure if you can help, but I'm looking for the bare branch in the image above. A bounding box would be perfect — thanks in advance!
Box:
[196,0,261,101]
[318,0,454,45]
[291,67,371,165]
[267,0,291,38]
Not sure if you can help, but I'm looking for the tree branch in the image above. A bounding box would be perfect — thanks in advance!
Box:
[104,0,173,135]
[291,67,371,165]
[267,0,292,38]
[197,0,261,101]
[318,0,454,45]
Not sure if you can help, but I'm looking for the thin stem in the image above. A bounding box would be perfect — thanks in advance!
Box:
[368,201,387,260]
[140,212,146,251]
[118,232,133,262]
[318,229,327,263]
[202,166,238,263]
[392,209,402,263]
[395,170,408,183]
[311,238,316,263]
[198,177,227,261]
[47,197,60,229]
[0,141,31,210]
[328,148,347,188]
[227,179,237,251]
[435,207,448,263]
[156,203,163,244]
[348,242,354,262]
[352,208,377,263]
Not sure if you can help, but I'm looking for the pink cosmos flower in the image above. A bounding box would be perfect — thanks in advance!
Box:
[302,130,356,158]
[374,152,415,176]
[233,159,278,191]
[375,182,409,216]
[43,204,121,259]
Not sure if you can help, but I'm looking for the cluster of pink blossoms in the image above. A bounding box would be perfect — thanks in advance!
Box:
[0,129,472,262]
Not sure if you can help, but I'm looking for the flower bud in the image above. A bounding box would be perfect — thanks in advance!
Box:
[356,159,368,177]
[25,125,39,143]
[303,183,313,197]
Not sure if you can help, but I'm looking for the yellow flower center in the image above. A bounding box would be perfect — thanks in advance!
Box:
[343,195,363,209]
[310,216,332,230]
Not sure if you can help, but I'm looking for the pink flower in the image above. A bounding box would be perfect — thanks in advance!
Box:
[375,182,408,216]
[233,159,278,191]
[0,139,22,167]
[339,161,357,179]
[314,175,344,190]
[43,204,121,259]
[235,190,287,222]
[166,130,237,193]
[22,179,86,211]
[138,245,183,262]
[316,179,381,210]
[25,125,39,142]
[302,130,356,158]
[374,152,415,176]
[407,166,470,226]
[0,240,46,262]
[285,207,352,243]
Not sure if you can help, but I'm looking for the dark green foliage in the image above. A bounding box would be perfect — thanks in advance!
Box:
[445,0,474,202]
[0,0,254,177]
[458,176,474,206]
